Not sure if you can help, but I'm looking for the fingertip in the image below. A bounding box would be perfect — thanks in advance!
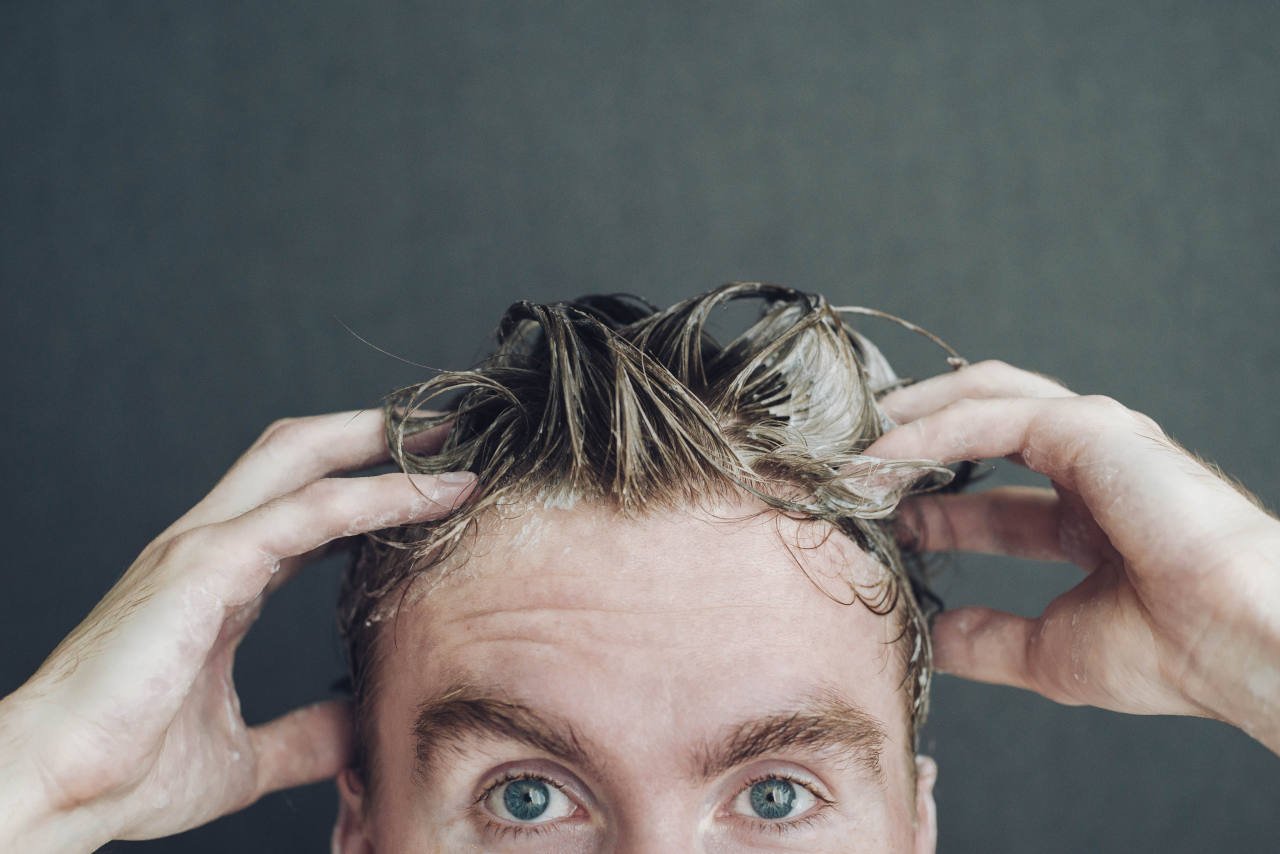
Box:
[865,417,925,461]
[408,470,476,491]
[434,470,478,485]
[915,753,938,785]
[406,471,478,510]
[876,393,906,425]
[933,605,988,633]
[890,498,925,548]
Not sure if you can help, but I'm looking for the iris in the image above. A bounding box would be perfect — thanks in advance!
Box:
[749,778,797,819]
[502,779,551,821]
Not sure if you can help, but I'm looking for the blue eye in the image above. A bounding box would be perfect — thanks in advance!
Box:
[504,779,550,820]
[750,778,796,819]
[732,775,820,821]
[482,775,576,825]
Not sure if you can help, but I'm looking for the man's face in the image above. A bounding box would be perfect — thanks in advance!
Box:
[335,496,938,853]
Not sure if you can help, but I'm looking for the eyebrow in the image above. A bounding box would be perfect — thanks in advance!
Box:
[693,687,887,782]
[413,683,599,782]
[412,682,887,785]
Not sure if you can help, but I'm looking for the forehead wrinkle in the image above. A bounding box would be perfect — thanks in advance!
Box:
[405,501,877,631]
[446,599,803,624]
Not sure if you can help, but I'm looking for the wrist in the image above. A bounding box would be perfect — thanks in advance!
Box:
[1183,522,1280,755]
[0,691,115,853]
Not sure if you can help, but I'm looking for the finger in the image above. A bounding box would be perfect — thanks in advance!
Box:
[930,606,1042,695]
[896,486,1071,563]
[867,396,1193,559]
[872,395,1267,589]
[879,359,1076,425]
[265,535,358,596]
[251,699,354,797]
[192,471,476,606]
[168,409,454,537]
[867,394,1166,494]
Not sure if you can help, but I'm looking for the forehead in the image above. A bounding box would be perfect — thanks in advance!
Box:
[371,497,912,761]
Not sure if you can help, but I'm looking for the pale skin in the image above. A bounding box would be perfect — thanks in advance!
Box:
[331,497,935,852]
[0,359,1276,851]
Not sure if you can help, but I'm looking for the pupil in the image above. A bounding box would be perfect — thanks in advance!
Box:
[749,778,797,820]
[503,779,551,821]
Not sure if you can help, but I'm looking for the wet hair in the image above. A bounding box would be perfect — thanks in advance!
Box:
[338,281,975,786]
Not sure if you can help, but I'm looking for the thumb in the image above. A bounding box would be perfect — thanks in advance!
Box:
[932,606,1039,692]
[250,699,355,798]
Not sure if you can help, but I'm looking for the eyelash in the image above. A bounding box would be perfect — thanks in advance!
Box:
[471,769,836,839]
[736,771,836,836]
[470,771,574,839]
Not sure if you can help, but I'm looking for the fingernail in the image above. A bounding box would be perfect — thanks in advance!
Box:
[434,471,477,485]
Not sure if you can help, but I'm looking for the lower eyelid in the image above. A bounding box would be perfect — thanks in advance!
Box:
[754,807,834,836]
[479,817,559,839]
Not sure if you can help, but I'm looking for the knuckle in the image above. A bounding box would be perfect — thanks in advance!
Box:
[156,526,216,565]
[971,359,1073,397]
[260,416,299,441]
[1127,407,1166,437]
[255,416,312,452]
[965,359,1015,392]
[254,414,302,453]
[971,358,1014,376]
[1078,395,1164,434]
[1079,394,1128,416]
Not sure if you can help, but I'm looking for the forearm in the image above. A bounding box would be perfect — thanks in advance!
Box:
[0,692,113,854]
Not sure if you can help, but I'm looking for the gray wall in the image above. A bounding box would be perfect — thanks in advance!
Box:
[3,2,1277,851]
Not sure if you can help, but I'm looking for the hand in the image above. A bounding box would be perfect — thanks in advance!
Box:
[867,360,1280,754]
[0,411,476,851]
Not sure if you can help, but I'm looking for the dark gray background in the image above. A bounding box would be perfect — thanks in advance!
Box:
[3,2,1277,851]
